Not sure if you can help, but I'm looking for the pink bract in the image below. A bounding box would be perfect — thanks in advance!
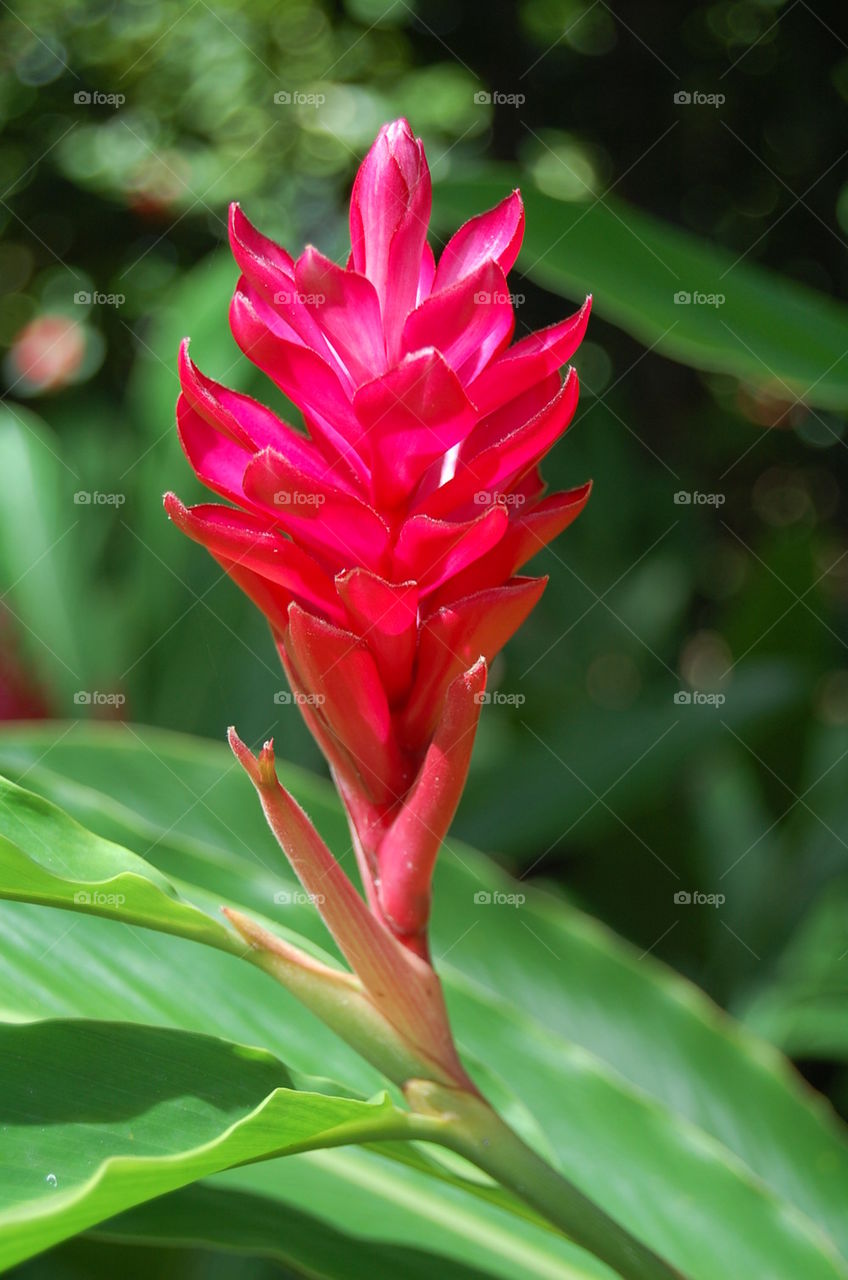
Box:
[166,117,591,956]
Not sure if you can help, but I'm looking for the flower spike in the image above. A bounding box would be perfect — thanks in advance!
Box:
[167,117,592,960]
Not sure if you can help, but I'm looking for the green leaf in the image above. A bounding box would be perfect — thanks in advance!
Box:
[739,875,848,1059]
[0,1019,418,1273]
[0,406,84,699]
[458,659,804,857]
[433,171,848,409]
[0,772,671,1280]
[1,724,848,1280]
[0,773,242,956]
[90,1180,596,1280]
[0,762,621,1278]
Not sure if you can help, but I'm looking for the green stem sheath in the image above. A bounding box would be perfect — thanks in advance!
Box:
[228,905,684,1278]
[406,1082,686,1280]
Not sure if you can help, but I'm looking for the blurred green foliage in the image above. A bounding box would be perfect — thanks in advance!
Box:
[1,0,847,1119]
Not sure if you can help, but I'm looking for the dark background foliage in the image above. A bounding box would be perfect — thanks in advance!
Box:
[1,0,847,1116]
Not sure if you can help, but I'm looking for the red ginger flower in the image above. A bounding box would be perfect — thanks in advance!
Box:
[165,118,591,959]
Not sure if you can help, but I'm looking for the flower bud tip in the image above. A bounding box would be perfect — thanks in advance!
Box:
[227,726,264,787]
[258,740,277,786]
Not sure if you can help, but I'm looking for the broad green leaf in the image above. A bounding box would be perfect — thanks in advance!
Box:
[433,171,848,410]
[1,725,847,1279]
[0,766,534,1139]
[0,774,604,1272]
[0,933,613,1280]
[0,775,679,1280]
[0,775,630,1278]
[0,773,242,956]
[0,1018,419,1273]
[91,1177,606,1280]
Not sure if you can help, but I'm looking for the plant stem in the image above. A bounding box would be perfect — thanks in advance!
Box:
[406,1082,685,1280]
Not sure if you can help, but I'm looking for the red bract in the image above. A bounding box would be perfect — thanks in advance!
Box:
[166,118,590,958]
